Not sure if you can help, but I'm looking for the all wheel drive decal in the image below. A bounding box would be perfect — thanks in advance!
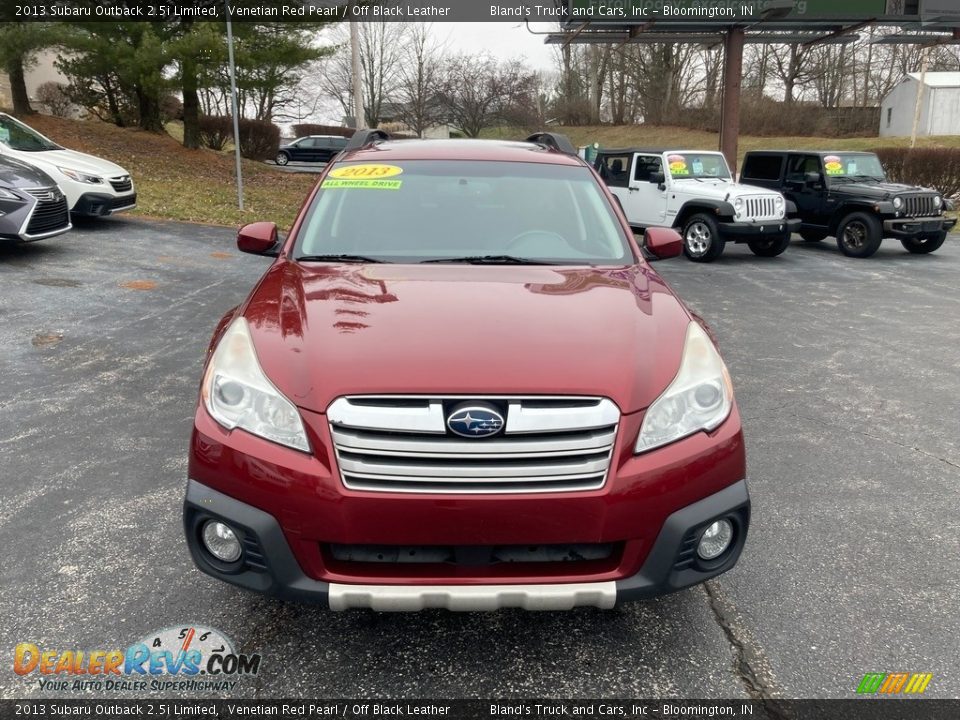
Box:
[321,178,403,190]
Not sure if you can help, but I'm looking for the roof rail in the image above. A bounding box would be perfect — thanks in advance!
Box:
[345,128,390,152]
[525,132,577,156]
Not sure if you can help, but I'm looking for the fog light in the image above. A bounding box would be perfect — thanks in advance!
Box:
[202,520,242,563]
[697,519,734,560]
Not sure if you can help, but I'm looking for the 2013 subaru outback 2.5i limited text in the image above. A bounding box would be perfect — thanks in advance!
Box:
[183,131,750,611]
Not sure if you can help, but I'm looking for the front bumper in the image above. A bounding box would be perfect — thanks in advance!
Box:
[883,216,956,238]
[719,218,800,239]
[71,191,137,217]
[183,478,750,610]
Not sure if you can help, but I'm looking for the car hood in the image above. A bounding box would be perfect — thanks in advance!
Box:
[0,156,56,188]
[829,181,931,199]
[674,179,776,199]
[243,262,693,415]
[5,148,128,178]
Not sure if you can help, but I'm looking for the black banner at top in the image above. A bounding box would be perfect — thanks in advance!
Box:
[2,699,960,720]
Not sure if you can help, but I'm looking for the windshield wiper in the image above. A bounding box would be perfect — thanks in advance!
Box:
[420,254,555,265]
[296,254,385,263]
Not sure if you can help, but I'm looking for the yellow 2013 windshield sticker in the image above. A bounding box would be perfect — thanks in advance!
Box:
[323,164,403,189]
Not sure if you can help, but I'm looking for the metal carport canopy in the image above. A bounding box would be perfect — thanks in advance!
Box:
[545,0,960,171]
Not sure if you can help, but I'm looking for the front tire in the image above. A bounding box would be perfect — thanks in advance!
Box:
[747,234,791,258]
[836,212,883,258]
[682,214,725,263]
[275,151,290,166]
[901,232,947,255]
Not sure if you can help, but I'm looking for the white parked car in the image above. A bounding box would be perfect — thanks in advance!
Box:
[0,113,136,217]
[595,148,800,262]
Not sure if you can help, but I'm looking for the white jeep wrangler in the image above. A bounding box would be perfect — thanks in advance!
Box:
[594,149,800,262]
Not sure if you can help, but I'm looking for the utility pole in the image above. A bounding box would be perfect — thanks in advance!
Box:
[350,8,365,129]
[225,0,244,210]
[910,47,930,149]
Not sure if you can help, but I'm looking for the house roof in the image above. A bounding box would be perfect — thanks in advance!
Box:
[906,72,960,88]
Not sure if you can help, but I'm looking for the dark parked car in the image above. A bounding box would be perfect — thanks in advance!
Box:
[0,156,71,243]
[275,136,349,166]
[742,150,956,258]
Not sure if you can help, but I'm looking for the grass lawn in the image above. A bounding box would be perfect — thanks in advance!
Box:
[19,115,960,230]
[26,115,314,229]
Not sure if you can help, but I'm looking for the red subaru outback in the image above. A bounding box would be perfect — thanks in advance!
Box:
[183,131,749,610]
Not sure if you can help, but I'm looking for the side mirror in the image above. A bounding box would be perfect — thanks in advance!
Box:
[804,172,822,186]
[643,227,682,261]
[650,171,665,185]
[237,222,279,256]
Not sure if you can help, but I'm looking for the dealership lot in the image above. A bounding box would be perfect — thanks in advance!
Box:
[1,218,958,699]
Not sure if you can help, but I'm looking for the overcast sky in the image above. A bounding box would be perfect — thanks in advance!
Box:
[310,22,558,124]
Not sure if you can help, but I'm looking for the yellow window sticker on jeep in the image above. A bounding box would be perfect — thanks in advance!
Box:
[668,154,689,175]
[824,156,845,175]
[328,164,403,179]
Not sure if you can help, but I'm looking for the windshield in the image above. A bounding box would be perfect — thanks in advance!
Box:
[666,153,731,180]
[824,154,886,182]
[295,160,634,265]
[0,114,61,152]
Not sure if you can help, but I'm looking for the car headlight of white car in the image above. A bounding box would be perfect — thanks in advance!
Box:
[57,167,103,185]
[636,321,734,454]
[775,195,785,218]
[733,197,744,217]
[202,316,310,452]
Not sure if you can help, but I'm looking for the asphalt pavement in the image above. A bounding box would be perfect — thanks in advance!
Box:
[1,218,958,701]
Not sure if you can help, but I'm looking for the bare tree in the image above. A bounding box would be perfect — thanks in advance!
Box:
[392,23,447,137]
[437,53,537,137]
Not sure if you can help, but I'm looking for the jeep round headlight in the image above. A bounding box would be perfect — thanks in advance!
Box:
[775,195,785,217]
[933,195,942,209]
[893,197,903,210]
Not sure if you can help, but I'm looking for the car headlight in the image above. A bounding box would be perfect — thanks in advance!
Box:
[0,188,23,201]
[57,166,102,184]
[201,317,310,452]
[775,195,785,218]
[893,197,903,210]
[933,195,941,209]
[733,197,744,216]
[635,321,734,454]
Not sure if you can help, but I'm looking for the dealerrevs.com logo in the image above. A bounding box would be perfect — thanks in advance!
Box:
[13,625,261,693]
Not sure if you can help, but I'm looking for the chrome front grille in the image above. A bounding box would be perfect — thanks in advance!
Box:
[901,194,936,218]
[744,196,780,221]
[328,396,620,494]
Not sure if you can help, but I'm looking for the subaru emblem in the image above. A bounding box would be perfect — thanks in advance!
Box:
[446,406,505,438]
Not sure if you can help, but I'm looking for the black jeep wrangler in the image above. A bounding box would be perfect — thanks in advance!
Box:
[741,151,956,258]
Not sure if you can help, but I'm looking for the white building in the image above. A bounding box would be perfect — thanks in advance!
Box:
[0,50,70,112]
[880,71,960,137]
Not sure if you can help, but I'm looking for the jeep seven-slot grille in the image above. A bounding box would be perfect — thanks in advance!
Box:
[901,194,937,218]
[327,396,620,494]
[744,196,780,221]
[23,187,69,236]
